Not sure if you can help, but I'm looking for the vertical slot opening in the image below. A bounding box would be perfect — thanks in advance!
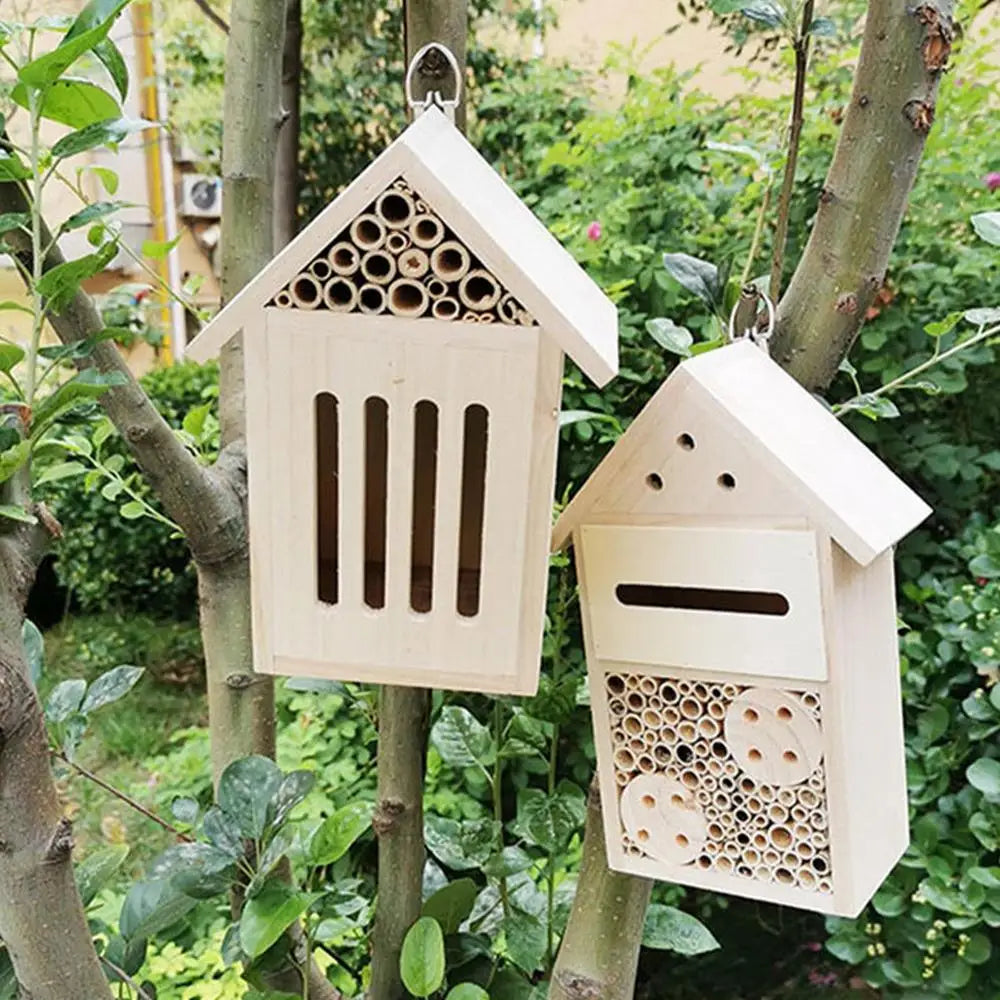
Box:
[316,393,339,605]
[456,403,489,617]
[364,396,388,609]
[410,400,439,613]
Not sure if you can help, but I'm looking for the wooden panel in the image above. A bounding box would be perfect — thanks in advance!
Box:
[578,524,828,680]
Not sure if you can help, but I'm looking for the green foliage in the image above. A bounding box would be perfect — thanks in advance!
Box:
[400,917,446,997]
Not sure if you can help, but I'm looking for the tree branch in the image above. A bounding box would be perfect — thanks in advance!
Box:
[192,0,230,33]
[770,1,956,389]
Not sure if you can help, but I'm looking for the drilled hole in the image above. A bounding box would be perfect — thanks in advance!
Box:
[743,708,759,723]
[718,472,737,490]
[747,748,762,762]
[637,829,650,843]
[675,834,689,848]
[783,750,799,764]
[677,433,695,450]
[641,794,656,809]
[646,472,664,490]
[776,706,793,721]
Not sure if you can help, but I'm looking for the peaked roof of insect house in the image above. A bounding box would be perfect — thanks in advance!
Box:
[184,107,618,385]
[552,341,931,561]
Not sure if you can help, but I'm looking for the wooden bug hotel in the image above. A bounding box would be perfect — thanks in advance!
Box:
[552,341,931,916]
[185,106,617,695]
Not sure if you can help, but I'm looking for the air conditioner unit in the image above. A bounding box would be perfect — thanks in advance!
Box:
[180,174,222,219]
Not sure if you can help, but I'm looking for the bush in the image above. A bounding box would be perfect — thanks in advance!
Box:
[47,361,218,620]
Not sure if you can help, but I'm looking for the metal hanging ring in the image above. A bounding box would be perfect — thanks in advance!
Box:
[405,42,462,121]
[728,291,775,354]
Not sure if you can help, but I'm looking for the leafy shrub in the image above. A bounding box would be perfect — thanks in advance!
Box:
[47,361,218,619]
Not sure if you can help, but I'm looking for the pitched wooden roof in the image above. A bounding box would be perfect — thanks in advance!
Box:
[185,107,618,386]
[552,341,931,565]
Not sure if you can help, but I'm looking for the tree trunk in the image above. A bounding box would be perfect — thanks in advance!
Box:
[368,7,469,998]
[550,3,956,995]
[770,0,955,389]
[549,782,652,1000]
[274,0,303,249]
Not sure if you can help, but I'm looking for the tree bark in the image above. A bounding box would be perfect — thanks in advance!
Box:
[770,0,955,389]
[550,3,956,995]
[274,0,303,250]
[549,781,652,1000]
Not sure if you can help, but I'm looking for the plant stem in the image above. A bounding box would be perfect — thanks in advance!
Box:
[546,720,559,967]
[768,0,814,301]
[54,751,193,842]
[26,92,44,405]
[492,700,510,919]
[741,182,772,285]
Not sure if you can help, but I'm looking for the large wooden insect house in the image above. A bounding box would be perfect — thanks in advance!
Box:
[552,341,930,916]
[186,106,617,696]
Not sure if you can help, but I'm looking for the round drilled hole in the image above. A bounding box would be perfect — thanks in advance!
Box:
[747,748,763,763]
[641,794,656,809]
[646,472,664,491]
[675,834,689,848]
[783,750,799,764]
[743,708,759,723]
[718,472,737,490]
[776,705,793,721]
[677,433,695,450]
[637,829,650,843]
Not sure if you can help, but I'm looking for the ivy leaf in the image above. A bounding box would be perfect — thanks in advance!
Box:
[646,317,693,356]
[662,252,720,308]
[421,878,478,935]
[512,782,586,850]
[967,757,1000,798]
[400,917,446,998]
[217,755,284,840]
[52,118,155,159]
[971,211,1000,246]
[431,705,496,770]
[35,241,118,313]
[424,815,497,870]
[12,78,120,130]
[642,904,720,955]
[240,880,315,958]
[307,800,372,865]
[80,664,144,713]
[46,677,87,722]
[22,619,44,688]
[503,909,546,974]
[119,878,198,940]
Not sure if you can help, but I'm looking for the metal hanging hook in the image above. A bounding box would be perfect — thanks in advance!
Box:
[405,42,462,123]
[728,287,775,355]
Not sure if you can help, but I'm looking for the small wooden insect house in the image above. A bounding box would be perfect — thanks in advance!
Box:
[185,106,617,696]
[553,341,930,916]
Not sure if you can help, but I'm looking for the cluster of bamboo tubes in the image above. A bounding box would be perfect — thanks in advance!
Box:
[608,672,832,894]
[269,178,537,325]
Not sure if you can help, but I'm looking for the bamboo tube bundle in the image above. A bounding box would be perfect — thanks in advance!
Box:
[375,188,416,230]
[361,250,396,285]
[386,230,411,254]
[274,290,293,308]
[328,242,360,276]
[358,284,386,314]
[350,214,385,250]
[310,257,333,281]
[387,279,429,318]
[323,277,357,312]
[289,273,323,309]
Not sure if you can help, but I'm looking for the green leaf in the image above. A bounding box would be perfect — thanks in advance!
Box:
[0,152,30,182]
[202,806,243,857]
[938,954,972,990]
[171,797,199,825]
[826,936,869,964]
[431,705,496,770]
[53,118,154,159]
[924,312,962,338]
[80,664,143,713]
[645,317,693,356]
[89,165,119,194]
[0,343,25,373]
[308,800,372,865]
[400,917,446,998]
[740,1,784,26]
[119,878,198,940]
[446,986,490,1000]
[22,619,44,687]
[0,504,37,525]
[0,300,33,315]
[46,677,87,722]
[35,242,118,313]
[268,769,315,829]
[971,211,1000,246]
[118,500,145,520]
[422,878,478,935]
[0,213,30,235]
[76,843,128,906]
[642,904,720,955]
[240,880,314,958]
[142,234,183,259]
[504,909,546,974]
[662,252,720,307]
[967,757,1000,797]
[34,460,87,486]
[917,704,949,743]
[963,932,992,965]
[0,441,31,485]
[32,367,127,433]
[965,307,1000,326]
[424,815,497,870]
[12,78,120,129]
[513,782,586,850]
[93,36,128,100]
[150,842,235,898]
[482,846,534,880]
[217,755,284,839]
[18,22,114,89]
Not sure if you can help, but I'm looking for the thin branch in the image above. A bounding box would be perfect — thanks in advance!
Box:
[54,750,194,843]
[768,0,814,300]
[97,955,155,1000]
[192,0,229,33]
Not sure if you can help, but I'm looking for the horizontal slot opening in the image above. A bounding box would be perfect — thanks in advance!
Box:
[615,584,789,617]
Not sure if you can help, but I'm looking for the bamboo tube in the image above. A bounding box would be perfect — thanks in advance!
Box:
[747,796,764,814]
[410,213,445,249]
[797,787,820,809]
[677,680,692,695]
[808,771,825,791]
[782,851,800,869]
[736,864,753,878]
[328,241,361,275]
[497,293,521,325]
[801,692,820,711]
[376,189,415,230]
[662,707,681,726]
[709,684,724,700]
[361,250,396,285]
[614,747,635,770]
[777,788,796,806]
[273,290,293,308]
[289,273,322,309]
[768,804,789,824]
[754,865,772,882]
[693,682,709,701]
[716,856,734,873]
[426,277,448,300]
[818,879,833,894]
[323,277,357,312]
[660,725,677,744]
[608,696,626,718]
[707,700,726,721]
[358,283,386,314]
[397,247,429,279]
[774,867,795,886]
[310,257,332,281]
[706,821,724,841]
[700,773,717,793]
[704,806,720,822]
[431,241,471,282]
[680,769,698,790]
[628,737,645,754]
[625,675,641,690]
[751,831,767,849]
[623,714,643,737]
[712,791,730,810]
[753,814,769,829]
[710,740,728,759]
[680,697,701,720]
[696,855,712,870]
[721,683,739,698]
[769,826,793,849]
[429,296,458,320]
[797,869,817,890]
[642,709,660,729]
[606,675,626,695]
[648,696,663,712]
[756,784,775,802]
[694,741,710,759]
[653,745,671,767]
[809,809,828,831]
[722,763,738,779]
[791,805,808,823]
[813,832,829,850]
[736,832,750,846]
[637,754,655,774]
[414,197,429,213]
[763,848,780,866]
[615,770,631,787]
[639,676,658,696]
[793,823,811,842]
[698,717,720,739]
[734,808,750,825]
[643,730,657,748]
[724,842,741,859]
[707,759,723,777]
[477,313,495,323]
[387,279,429,318]
[385,230,411,255]
[743,847,760,866]
[696,789,711,807]
[350,213,385,250]
[675,744,694,764]
[660,682,680,704]
[678,721,697,742]
[625,691,645,712]
[693,759,708,775]
[739,777,755,795]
